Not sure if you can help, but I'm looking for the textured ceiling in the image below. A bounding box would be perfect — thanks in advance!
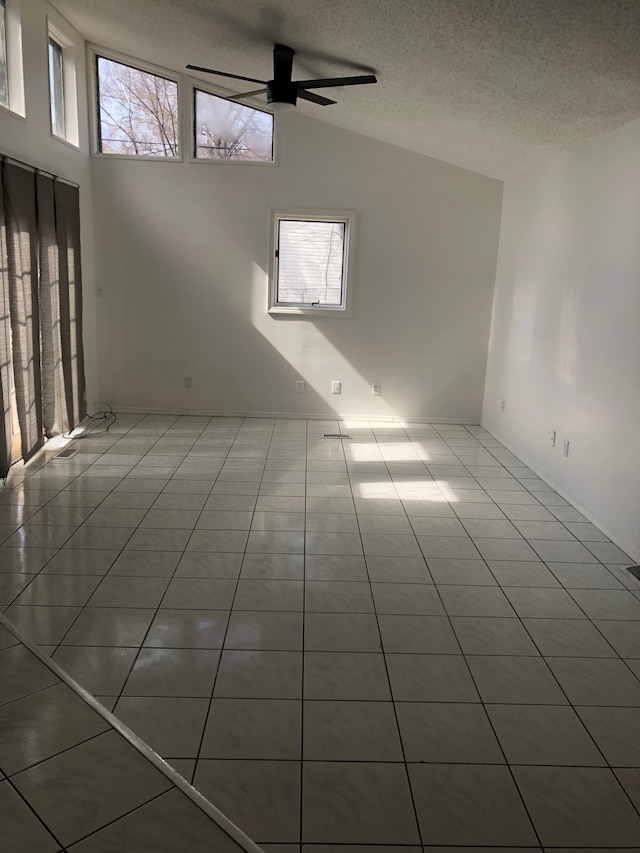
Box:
[50,0,640,178]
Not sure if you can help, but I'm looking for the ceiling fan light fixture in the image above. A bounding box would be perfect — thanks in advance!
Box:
[270,100,296,112]
[266,79,297,111]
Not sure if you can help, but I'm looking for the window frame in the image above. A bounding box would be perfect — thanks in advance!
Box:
[46,21,79,147]
[0,0,25,118]
[48,35,65,139]
[0,0,8,110]
[189,80,277,166]
[90,46,181,161]
[268,209,355,317]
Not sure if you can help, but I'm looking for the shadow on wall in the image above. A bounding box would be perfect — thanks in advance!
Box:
[92,132,501,421]
[244,160,502,422]
[94,170,340,417]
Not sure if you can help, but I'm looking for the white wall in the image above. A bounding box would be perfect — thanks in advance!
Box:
[483,117,640,560]
[91,110,502,421]
[0,0,97,403]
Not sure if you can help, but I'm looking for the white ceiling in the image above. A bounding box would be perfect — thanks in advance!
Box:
[51,0,640,179]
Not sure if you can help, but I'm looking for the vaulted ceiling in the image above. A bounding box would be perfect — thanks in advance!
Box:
[51,0,640,178]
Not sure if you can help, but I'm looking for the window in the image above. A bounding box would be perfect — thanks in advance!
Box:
[96,55,179,157]
[48,37,64,137]
[269,211,354,314]
[47,24,78,146]
[0,1,7,108]
[0,0,24,116]
[194,88,273,162]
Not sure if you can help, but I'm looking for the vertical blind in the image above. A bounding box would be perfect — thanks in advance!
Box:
[0,158,85,478]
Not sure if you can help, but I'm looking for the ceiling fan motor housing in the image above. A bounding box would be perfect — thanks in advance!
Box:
[267,80,297,107]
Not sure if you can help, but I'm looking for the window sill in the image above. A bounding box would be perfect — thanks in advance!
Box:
[0,101,26,120]
[268,305,350,318]
[51,132,80,151]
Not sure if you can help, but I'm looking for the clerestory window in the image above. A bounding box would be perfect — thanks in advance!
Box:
[194,87,273,162]
[48,36,65,138]
[0,0,7,108]
[96,55,179,158]
[0,0,25,116]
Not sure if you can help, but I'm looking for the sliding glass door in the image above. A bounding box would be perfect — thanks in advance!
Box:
[0,158,86,479]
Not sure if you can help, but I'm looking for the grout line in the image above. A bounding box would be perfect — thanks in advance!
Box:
[3,771,68,850]
[0,609,265,853]
[356,422,425,848]
[298,422,308,847]
[107,417,224,718]
[191,417,277,791]
[53,789,171,849]
[425,564,546,848]
[21,417,176,654]
[3,415,640,847]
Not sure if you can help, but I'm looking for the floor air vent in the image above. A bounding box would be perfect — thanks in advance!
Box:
[323,434,352,439]
[54,448,79,460]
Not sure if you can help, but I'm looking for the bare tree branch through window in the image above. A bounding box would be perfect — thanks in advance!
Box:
[97,57,179,157]
[194,89,273,162]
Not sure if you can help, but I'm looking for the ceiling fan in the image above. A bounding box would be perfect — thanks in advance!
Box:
[187,43,377,112]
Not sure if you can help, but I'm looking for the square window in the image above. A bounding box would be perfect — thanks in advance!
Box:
[269,211,354,315]
[96,55,179,158]
[194,88,273,162]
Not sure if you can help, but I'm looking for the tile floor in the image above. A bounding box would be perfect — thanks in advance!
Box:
[1,412,640,851]
[0,617,254,852]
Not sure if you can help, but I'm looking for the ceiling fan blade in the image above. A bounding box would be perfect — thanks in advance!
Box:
[186,64,266,86]
[297,89,337,106]
[226,88,268,101]
[295,75,377,89]
[273,44,295,81]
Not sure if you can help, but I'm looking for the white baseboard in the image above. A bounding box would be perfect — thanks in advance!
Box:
[482,424,639,564]
[102,404,480,425]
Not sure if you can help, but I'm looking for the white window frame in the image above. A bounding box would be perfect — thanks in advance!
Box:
[190,83,276,166]
[47,21,80,148]
[0,0,25,117]
[0,0,8,110]
[47,22,78,147]
[268,209,355,316]
[48,36,65,138]
[89,45,181,161]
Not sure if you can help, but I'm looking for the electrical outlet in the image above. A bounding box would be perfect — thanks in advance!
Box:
[332,381,342,395]
[550,430,556,447]
[500,398,506,411]
[563,439,570,457]
[184,376,192,389]
[372,382,381,396]
[296,380,305,394]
